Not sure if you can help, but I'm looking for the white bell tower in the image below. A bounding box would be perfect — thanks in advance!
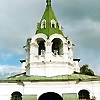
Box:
[22,0,80,77]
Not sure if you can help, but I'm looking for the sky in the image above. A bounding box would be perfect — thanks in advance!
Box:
[0,0,100,78]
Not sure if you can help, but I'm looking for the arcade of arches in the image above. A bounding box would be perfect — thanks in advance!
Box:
[37,38,63,56]
[10,89,92,100]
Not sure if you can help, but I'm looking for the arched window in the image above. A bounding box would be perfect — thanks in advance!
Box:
[51,19,56,28]
[41,19,46,29]
[11,92,22,100]
[52,38,63,55]
[78,89,90,100]
[37,39,45,56]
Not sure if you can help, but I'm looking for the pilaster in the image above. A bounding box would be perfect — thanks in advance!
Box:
[45,40,53,61]
[63,43,68,62]
[30,42,39,63]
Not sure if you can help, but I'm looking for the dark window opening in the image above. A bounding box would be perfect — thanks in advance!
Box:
[52,23,55,28]
[68,47,70,50]
[43,22,46,28]
[78,89,90,100]
[68,41,70,44]
[11,92,22,100]
[52,39,63,55]
[38,40,45,55]
[52,41,59,55]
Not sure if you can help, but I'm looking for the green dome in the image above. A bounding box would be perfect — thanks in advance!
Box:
[36,0,64,37]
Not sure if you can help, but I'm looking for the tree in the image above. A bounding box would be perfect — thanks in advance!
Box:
[80,64,95,76]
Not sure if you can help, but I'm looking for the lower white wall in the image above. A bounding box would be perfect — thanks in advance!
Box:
[0,83,23,100]
[0,81,100,100]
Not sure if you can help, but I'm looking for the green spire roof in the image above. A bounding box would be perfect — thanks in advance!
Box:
[36,0,64,37]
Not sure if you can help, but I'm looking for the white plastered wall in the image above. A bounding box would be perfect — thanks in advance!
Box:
[0,81,100,100]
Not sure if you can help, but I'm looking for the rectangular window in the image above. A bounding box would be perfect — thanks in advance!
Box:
[62,93,78,100]
[22,95,37,100]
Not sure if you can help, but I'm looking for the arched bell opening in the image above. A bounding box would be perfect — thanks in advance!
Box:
[52,38,63,55]
[37,38,45,56]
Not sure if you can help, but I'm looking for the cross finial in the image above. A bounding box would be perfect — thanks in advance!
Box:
[46,0,51,6]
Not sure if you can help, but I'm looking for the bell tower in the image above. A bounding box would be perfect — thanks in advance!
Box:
[23,0,80,76]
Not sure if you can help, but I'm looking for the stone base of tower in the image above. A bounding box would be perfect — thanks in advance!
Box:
[26,61,80,77]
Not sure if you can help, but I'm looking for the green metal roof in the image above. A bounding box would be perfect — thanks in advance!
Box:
[1,73,100,83]
[36,0,64,37]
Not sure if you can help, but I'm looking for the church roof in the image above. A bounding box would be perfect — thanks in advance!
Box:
[35,0,64,37]
[0,73,100,83]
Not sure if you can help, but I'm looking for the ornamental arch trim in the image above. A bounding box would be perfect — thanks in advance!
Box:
[49,34,66,43]
[32,33,47,43]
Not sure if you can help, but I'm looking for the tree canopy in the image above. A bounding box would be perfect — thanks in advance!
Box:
[80,64,95,76]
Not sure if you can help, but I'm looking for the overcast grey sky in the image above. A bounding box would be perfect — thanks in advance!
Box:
[0,0,100,77]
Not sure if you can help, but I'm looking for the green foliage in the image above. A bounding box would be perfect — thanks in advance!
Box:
[80,64,95,76]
